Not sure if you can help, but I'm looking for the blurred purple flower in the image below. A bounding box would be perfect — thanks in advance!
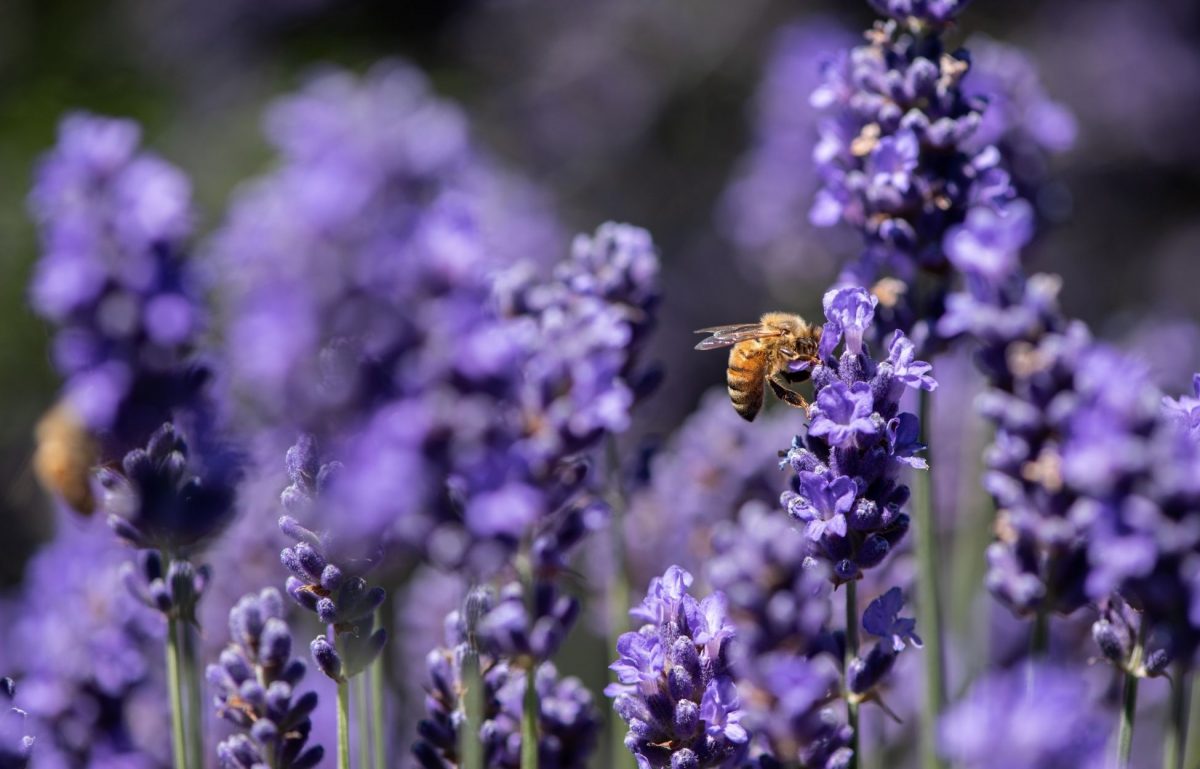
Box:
[28,113,208,455]
[938,665,1108,769]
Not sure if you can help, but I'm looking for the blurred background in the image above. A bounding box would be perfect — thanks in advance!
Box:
[1,0,1200,762]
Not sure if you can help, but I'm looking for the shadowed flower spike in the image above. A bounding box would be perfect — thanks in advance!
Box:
[207,589,323,769]
[0,678,33,769]
[938,665,1109,769]
[782,285,931,581]
[607,566,748,769]
[99,422,238,553]
[28,113,208,453]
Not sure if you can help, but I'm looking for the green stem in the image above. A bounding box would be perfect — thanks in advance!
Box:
[521,666,539,769]
[846,580,860,769]
[369,634,386,769]
[180,621,204,769]
[1184,670,1200,769]
[1116,625,1145,769]
[913,388,946,769]
[355,673,370,769]
[605,436,635,769]
[1166,667,1190,769]
[1117,669,1139,769]
[337,677,351,769]
[460,591,485,769]
[166,618,189,769]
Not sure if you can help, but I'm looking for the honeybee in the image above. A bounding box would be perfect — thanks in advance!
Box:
[33,400,99,515]
[694,312,822,422]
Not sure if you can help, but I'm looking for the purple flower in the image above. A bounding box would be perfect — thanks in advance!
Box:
[607,566,748,769]
[781,286,929,581]
[207,589,323,769]
[808,382,878,448]
[862,587,923,652]
[785,472,856,541]
[823,286,878,356]
[939,665,1109,769]
[945,201,1035,285]
[885,332,937,393]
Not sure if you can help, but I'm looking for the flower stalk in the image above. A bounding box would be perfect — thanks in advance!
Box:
[913,388,946,769]
[166,617,189,769]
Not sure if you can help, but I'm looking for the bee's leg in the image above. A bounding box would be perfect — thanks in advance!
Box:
[769,375,810,411]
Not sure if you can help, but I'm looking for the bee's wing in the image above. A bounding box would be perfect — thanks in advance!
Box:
[693,323,782,350]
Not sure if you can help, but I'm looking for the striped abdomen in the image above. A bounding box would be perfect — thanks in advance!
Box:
[727,340,768,421]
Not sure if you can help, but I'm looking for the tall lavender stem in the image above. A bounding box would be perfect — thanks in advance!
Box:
[604,436,634,769]
[521,674,539,769]
[166,617,189,769]
[1184,679,1200,769]
[1165,667,1189,769]
[1117,626,1145,769]
[355,676,370,769]
[913,388,945,769]
[181,623,203,769]
[337,674,351,769]
[459,590,486,769]
[369,630,385,769]
[846,580,860,769]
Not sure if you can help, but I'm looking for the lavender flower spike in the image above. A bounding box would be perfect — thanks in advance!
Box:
[0,678,34,769]
[782,286,932,582]
[207,589,323,769]
[606,566,747,769]
[279,436,386,681]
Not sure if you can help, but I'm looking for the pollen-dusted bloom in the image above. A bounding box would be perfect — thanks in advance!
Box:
[207,589,323,769]
[807,0,1073,350]
[606,566,747,769]
[781,286,933,582]
[0,678,33,769]
[938,664,1108,769]
[412,598,599,769]
[27,112,208,454]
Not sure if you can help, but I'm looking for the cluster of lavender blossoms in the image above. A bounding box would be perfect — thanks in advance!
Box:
[207,589,323,769]
[807,0,1073,350]
[606,566,747,769]
[413,592,599,769]
[782,286,933,582]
